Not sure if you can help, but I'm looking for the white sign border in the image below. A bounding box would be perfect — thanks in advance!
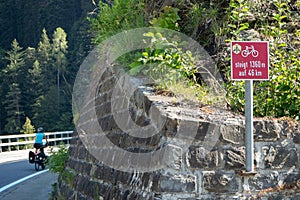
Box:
[230,41,270,81]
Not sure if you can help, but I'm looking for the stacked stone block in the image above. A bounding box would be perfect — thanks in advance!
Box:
[55,66,300,199]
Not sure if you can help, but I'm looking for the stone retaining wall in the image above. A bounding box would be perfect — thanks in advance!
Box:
[55,66,300,199]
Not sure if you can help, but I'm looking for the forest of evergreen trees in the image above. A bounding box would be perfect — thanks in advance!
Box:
[0,0,98,134]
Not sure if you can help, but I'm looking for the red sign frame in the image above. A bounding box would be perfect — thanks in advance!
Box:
[231,41,269,80]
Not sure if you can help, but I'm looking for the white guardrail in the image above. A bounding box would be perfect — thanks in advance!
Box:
[0,131,73,152]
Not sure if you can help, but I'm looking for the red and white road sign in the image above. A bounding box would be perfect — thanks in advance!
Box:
[231,41,269,80]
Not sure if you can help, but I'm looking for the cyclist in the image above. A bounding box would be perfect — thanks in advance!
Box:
[34,127,48,156]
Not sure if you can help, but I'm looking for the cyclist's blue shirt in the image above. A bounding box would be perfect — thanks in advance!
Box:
[35,133,44,143]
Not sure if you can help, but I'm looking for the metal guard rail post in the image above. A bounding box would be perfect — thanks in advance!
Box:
[0,131,73,153]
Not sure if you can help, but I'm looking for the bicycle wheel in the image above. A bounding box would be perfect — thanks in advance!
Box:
[41,163,45,170]
[241,50,248,57]
[252,50,259,57]
[35,162,40,171]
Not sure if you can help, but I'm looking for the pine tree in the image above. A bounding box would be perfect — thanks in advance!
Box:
[29,60,43,90]
[3,39,26,84]
[2,39,26,133]
[38,28,51,61]
[22,47,37,119]
[52,27,68,116]
[4,83,24,133]
[28,60,44,121]
[34,86,60,131]
[37,28,53,85]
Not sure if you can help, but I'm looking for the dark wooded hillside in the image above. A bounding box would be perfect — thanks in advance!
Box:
[0,0,99,134]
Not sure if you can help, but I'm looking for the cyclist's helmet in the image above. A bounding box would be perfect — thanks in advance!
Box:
[37,127,44,133]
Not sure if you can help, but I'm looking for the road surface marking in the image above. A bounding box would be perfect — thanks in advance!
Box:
[0,169,49,193]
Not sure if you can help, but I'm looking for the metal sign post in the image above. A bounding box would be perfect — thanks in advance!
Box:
[245,80,254,172]
[231,41,269,172]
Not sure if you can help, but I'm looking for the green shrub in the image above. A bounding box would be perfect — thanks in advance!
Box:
[61,169,75,187]
[89,0,147,44]
[46,144,69,173]
[89,0,147,67]
[223,0,300,120]
[129,31,197,88]
[149,6,181,31]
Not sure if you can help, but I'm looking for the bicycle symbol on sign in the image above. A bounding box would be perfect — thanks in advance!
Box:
[241,45,259,57]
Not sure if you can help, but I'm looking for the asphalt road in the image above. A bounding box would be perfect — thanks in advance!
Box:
[0,159,34,188]
[0,150,58,199]
[0,169,58,200]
